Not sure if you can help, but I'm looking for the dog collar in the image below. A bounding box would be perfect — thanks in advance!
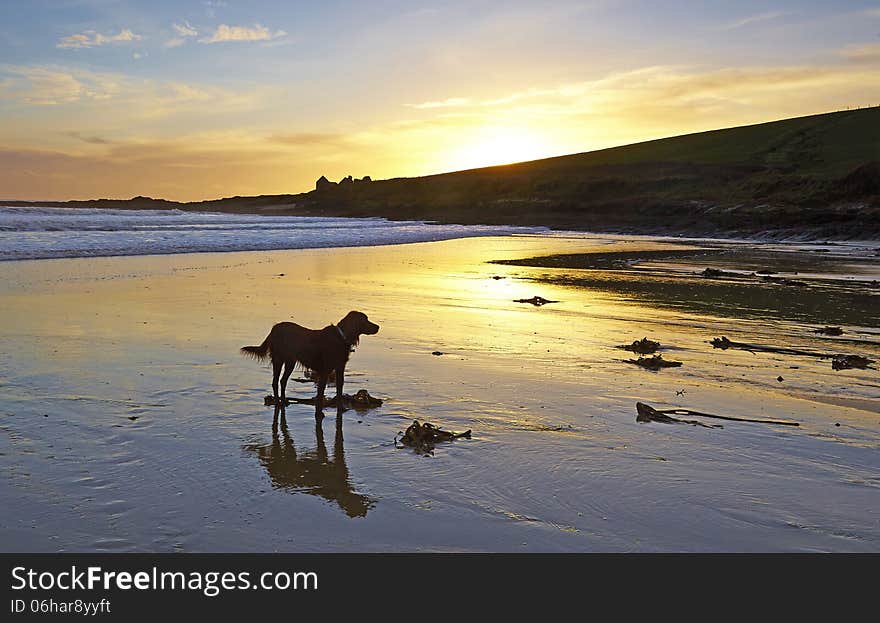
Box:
[335,324,352,348]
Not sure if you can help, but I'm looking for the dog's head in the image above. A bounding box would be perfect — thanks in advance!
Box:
[339,311,379,341]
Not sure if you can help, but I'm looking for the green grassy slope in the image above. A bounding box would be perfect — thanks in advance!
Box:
[517,105,878,176]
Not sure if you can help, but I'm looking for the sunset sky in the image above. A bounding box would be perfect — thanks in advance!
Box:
[1,0,879,201]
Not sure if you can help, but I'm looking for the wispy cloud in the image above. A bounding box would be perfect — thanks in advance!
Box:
[719,11,787,31]
[173,21,198,37]
[409,97,471,109]
[166,21,199,47]
[199,24,286,44]
[419,46,879,117]
[65,131,112,145]
[269,132,349,147]
[57,29,142,50]
[0,64,266,116]
[0,66,100,104]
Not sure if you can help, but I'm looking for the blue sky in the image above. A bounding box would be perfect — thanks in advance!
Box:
[1,1,878,200]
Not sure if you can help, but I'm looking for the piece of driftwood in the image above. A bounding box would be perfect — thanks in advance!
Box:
[636,402,721,428]
[760,275,808,287]
[700,267,738,278]
[636,402,799,427]
[699,267,809,286]
[514,296,558,306]
[710,336,826,358]
[815,326,844,336]
[831,354,875,371]
[711,336,875,370]
[395,420,471,454]
[624,354,682,369]
[616,337,660,354]
[265,389,383,410]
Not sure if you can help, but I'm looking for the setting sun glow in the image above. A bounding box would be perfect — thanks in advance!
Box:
[446,126,561,171]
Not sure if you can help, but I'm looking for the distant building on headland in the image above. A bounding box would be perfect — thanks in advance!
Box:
[315,175,371,191]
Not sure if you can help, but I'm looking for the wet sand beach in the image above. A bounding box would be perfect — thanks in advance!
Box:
[1,234,878,552]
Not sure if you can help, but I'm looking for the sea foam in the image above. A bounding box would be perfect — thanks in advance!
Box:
[0,206,544,261]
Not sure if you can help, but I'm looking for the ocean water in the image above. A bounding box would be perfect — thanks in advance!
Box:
[0,206,544,261]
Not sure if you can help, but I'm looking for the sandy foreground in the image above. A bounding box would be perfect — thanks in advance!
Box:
[0,234,878,552]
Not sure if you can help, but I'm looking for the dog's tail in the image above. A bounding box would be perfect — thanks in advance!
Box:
[240,333,271,362]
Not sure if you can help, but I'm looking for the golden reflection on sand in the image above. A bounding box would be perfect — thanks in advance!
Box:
[1,235,878,550]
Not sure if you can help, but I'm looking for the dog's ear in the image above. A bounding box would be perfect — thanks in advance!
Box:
[346,311,364,328]
[357,312,370,330]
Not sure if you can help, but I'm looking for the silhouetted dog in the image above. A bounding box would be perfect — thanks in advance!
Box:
[241,311,379,416]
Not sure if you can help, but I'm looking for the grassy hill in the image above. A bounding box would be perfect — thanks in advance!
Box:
[10,107,880,239]
[530,105,878,175]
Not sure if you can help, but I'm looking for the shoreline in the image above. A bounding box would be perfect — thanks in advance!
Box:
[3,230,878,264]
[2,204,879,266]
[4,199,879,243]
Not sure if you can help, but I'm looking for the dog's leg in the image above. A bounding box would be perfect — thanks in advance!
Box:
[280,362,294,401]
[315,374,327,419]
[335,367,345,408]
[271,359,283,401]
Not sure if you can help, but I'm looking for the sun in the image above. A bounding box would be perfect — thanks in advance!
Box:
[447,126,559,171]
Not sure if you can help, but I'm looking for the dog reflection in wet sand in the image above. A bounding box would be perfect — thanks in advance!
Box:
[243,405,373,518]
